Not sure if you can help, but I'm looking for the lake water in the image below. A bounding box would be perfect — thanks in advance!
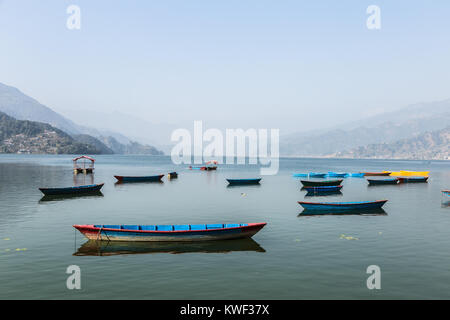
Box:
[0,154,449,299]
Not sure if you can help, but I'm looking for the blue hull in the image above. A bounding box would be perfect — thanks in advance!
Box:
[226,178,261,185]
[309,173,327,178]
[298,200,387,211]
[303,185,343,193]
[349,173,365,178]
[367,178,399,185]
[39,183,104,196]
[115,175,164,183]
[327,172,348,178]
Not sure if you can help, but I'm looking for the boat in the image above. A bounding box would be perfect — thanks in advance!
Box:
[189,166,206,170]
[226,178,261,185]
[367,178,399,185]
[39,183,104,196]
[349,173,365,178]
[292,173,309,177]
[389,171,429,177]
[303,185,343,193]
[327,172,348,178]
[73,223,266,242]
[397,176,429,183]
[442,190,450,196]
[308,172,327,178]
[74,238,265,256]
[300,179,343,187]
[168,172,178,179]
[114,175,164,183]
[73,155,95,174]
[298,200,388,212]
[363,172,391,176]
[299,208,387,216]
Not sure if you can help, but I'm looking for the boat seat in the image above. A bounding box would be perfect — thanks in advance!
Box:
[140,225,156,231]
[122,225,139,231]
[174,225,190,231]
[190,224,206,231]
[156,225,173,231]
[225,224,239,228]
[206,224,224,229]
[103,225,121,229]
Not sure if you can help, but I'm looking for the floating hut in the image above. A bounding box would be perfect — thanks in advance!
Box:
[73,155,95,174]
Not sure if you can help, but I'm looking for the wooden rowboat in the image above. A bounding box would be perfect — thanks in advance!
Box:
[74,223,266,242]
[39,183,104,196]
[327,172,348,178]
[389,171,429,177]
[363,172,391,176]
[308,172,327,178]
[349,173,365,178]
[367,178,399,185]
[300,179,343,187]
[298,200,387,212]
[397,176,428,183]
[226,178,261,185]
[303,185,343,193]
[114,175,164,183]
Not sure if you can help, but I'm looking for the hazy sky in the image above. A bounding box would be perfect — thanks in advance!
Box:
[1,0,449,134]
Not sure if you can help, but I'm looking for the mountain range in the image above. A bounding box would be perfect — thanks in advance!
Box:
[280,99,450,159]
[0,82,163,155]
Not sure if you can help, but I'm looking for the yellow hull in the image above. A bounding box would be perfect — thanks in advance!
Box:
[387,170,429,177]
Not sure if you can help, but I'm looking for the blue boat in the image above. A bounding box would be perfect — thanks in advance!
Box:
[367,178,399,185]
[298,200,388,212]
[303,185,343,193]
[226,178,261,185]
[309,172,327,178]
[349,173,365,178]
[327,172,348,178]
[39,183,104,196]
[292,173,309,177]
[114,175,164,183]
[74,223,267,242]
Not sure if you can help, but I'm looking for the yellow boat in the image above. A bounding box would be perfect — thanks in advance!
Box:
[387,170,429,177]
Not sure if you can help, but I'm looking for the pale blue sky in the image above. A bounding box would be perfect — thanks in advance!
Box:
[1,0,449,133]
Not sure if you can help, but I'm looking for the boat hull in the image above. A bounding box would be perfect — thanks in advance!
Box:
[74,223,266,242]
[226,178,261,185]
[363,172,391,176]
[327,172,348,178]
[39,183,104,196]
[390,171,429,177]
[300,179,343,187]
[298,200,387,211]
[114,175,164,183]
[398,177,428,183]
[303,185,343,193]
[308,173,327,178]
[367,178,399,185]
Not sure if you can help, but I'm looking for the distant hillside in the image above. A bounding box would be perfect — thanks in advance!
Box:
[0,112,101,154]
[72,134,114,154]
[0,82,164,155]
[99,136,163,155]
[333,127,450,160]
[281,99,450,156]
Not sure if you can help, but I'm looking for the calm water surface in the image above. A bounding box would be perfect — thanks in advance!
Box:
[0,155,449,299]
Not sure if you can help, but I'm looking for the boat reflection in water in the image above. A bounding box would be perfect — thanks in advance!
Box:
[39,191,104,203]
[298,208,387,217]
[74,238,266,256]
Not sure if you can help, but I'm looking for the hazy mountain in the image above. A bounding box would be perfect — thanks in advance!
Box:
[98,136,163,155]
[281,99,450,156]
[334,127,450,160]
[0,82,163,155]
[0,112,102,154]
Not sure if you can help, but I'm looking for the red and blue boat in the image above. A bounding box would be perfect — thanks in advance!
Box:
[226,178,261,185]
[114,175,164,183]
[298,200,387,212]
[74,223,266,242]
[39,183,104,196]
